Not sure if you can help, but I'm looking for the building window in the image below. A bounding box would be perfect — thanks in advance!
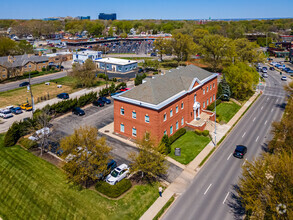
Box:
[170,109,173,117]
[176,105,178,113]
[210,97,212,103]
[29,65,31,68]
[176,121,179,130]
[164,113,167,121]
[181,102,184,109]
[120,124,124,133]
[181,117,184,125]
[2,69,5,72]
[203,89,205,95]
[24,66,27,68]
[132,111,136,119]
[120,108,124,115]
[207,99,209,105]
[213,94,215,100]
[164,130,167,135]
[106,64,110,70]
[170,126,173,135]
[207,86,209,92]
[132,128,137,137]
[145,115,150,123]
[203,101,205,108]
[210,85,212,90]
[213,83,215,88]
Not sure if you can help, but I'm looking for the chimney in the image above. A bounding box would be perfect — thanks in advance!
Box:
[38,51,42,56]
[7,55,14,63]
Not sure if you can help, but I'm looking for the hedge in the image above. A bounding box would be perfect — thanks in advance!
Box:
[194,130,210,136]
[23,70,39,77]
[169,128,186,144]
[207,99,221,111]
[95,179,132,198]
[19,137,38,149]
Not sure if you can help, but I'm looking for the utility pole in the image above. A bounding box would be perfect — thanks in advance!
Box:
[28,72,34,117]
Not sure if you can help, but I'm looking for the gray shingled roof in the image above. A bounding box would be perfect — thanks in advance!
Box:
[0,54,49,68]
[120,65,214,105]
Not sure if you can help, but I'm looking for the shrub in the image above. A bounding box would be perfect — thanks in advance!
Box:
[207,99,221,111]
[160,61,178,68]
[99,88,109,97]
[115,82,127,91]
[202,130,210,136]
[160,135,170,154]
[194,130,210,136]
[19,137,38,149]
[194,129,203,136]
[169,128,186,144]
[153,71,158,75]
[95,179,132,198]
[42,67,46,72]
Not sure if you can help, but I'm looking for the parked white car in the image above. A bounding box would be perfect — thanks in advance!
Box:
[28,127,50,141]
[0,109,13,119]
[106,164,130,185]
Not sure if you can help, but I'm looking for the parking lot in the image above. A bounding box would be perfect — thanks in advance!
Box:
[51,99,183,183]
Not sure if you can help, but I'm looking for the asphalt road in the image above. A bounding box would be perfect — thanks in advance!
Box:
[0,71,68,92]
[163,66,288,220]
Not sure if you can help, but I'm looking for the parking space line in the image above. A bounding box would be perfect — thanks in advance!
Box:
[242,132,246,138]
[267,97,269,101]
[223,192,229,204]
[256,136,259,142]
[261,106,263,110]
[271,109,274,112]
[204,184,212,195]
[227,153,232,160]
[253,117,256,122]
[265,120,267,125]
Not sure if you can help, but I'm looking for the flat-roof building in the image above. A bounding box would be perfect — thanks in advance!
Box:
[95,57,137,73]
[72,50,102,64]
[98,13,117,20]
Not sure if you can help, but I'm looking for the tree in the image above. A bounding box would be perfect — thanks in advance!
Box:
[223,62,259,100]
[128,132,167,180]
[108,26,114,37]
[192,28,209,43]
[61,126,112,188]
[17,40,34,54]
[159,135,170,154]
[70,59,96,88]
[199,34,231,71]
[217,74,231,100]
[0,37,17,56]
[154,37,171,61]
[171,33,196,61]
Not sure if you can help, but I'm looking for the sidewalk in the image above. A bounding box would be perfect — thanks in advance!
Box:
[0,81,134,133]
[140,91,260,220]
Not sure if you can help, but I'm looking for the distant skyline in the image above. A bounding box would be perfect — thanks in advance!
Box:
[1,0,293,20]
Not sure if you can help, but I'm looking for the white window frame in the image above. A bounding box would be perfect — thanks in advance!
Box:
[213,94,215,100]
[120,124,124,133]
[210,85,212,90]
[213,83,215,88]
[176,121,179,130]
[120,108,124,115]
[170,125,173,135]
[181,117,184,125]
[210,97,212,103]
[170,109,173,117]
[181,102,184,109]
[164,113,167,121]
[176,105,178,113]
[164,130,167,135]
[203,89,205,95]
[132,111,136,119]
[207,86,209,92]
[207,99,209,105]
[203,101,205,108]
[132,128,137,137]
[145,115,150,123]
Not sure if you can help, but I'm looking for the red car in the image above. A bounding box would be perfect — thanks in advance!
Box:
[120,88,130,92]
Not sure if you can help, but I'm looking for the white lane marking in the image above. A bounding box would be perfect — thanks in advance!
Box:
[261,106,263,110]
[267,97,269,101]
[256,136,259,142]
[204,184,212,195]
[276,99,279,102]
[242,132,246,138]
[243,158,247,166]
[265,120,267,125]
[223,192,230,204]
[253,117,256,122]
[227,153,232,160]
[271,109,274,112]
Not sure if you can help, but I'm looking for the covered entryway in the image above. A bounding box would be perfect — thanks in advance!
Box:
[193,102,200,120]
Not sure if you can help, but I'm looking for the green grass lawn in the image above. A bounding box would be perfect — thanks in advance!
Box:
[50,76,107,88]
[0,134,159,220]
[215,102,241,123]
[169,131,210,165]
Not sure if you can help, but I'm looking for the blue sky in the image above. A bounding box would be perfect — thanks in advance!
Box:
[1,0,293,20]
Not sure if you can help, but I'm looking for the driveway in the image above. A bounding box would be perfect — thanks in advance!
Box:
[51,101,183,183]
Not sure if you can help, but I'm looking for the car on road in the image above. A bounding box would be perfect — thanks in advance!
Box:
[99,97,111,104]
[72,107,85,116]
[269,67,275,71]
[20,103,32,111]
[19,81,30,87]
[284,68,292,73]
[0,109,13,119]
[281,76,287,81]
[262,67,267,73]
[233,145,247,159]
[28,127,50,141]
[262,73,268,78]
[57,93,69,99]
[106,163,130,185]
[93,99,105,107]
[150,52,157,56]
[11,107,23,114]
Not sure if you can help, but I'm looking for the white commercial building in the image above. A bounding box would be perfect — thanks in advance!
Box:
[95,57,138,73]
[72,50,102,64]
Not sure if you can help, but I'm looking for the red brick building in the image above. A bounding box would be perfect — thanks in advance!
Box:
[113,65,218,143]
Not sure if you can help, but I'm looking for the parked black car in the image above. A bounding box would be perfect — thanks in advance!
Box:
[72,107,85,116]
[233,145,247,159]
[19,81,30,87]
[99,97,111,104]
[57,93,69,99]
[93,99,105,107]
[269,67,275,71]
[96,159,117,180]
